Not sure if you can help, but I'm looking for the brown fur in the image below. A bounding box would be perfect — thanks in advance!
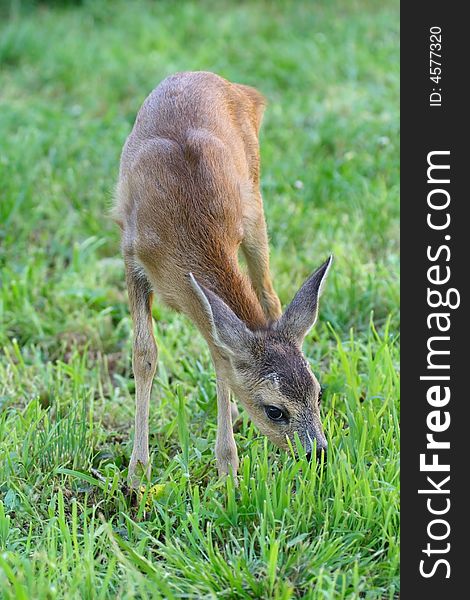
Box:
[113,71,280,331]
[114,72,331,486]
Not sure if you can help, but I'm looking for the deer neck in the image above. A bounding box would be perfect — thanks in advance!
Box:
[203,258,267,331]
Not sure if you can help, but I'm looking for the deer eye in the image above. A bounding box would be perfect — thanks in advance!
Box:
[265,405,285,421]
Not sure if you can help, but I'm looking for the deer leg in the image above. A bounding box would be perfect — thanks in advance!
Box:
[231,401,244,433]
[230,401,243,433]
[125,260,157,488]
[241,198,282,321]
[230,401,239,421]
[213,364,239,477]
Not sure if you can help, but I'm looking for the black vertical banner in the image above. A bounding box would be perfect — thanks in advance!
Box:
[401,3,466,597]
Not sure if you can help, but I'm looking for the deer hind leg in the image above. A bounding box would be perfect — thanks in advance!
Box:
[241,195,282,321]
[125,258,158,488]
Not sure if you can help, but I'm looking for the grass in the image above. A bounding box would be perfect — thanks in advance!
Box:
[0,0,399,598]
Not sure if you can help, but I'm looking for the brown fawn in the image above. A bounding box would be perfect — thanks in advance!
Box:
[113,71,332,486]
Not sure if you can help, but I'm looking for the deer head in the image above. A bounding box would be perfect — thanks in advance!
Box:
[189,256,332,459]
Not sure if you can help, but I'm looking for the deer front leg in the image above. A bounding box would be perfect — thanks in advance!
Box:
[241,198,282,321]
[215,376,239,478]
[230,400,242,432]
[125,260,158,488]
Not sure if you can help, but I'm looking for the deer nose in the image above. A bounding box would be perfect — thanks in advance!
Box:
[306,437,327,462]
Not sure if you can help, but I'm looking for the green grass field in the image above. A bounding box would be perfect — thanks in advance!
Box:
[0,1,399,597]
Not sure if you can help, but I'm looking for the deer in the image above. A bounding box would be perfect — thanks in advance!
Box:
[112,71,332,487]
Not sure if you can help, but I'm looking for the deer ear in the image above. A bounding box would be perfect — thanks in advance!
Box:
[276,256,332,346]
[188,273,252,356]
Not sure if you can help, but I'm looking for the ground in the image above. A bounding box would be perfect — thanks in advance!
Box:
[0,1,399,598]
